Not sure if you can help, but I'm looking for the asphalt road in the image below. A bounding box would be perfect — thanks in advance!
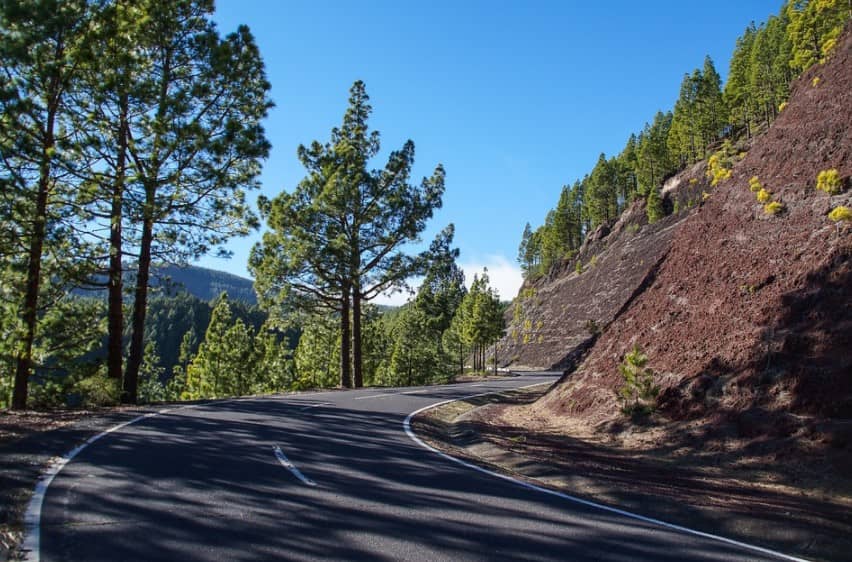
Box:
[32,373,789,561]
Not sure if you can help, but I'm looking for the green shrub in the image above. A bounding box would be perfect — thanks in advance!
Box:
[756,188,772,203]
[821,37,838,61]
[646,184,665,223]
[706,151,732,186]
[764,201,785,215]
[617,345,659,416]
[575,260,583,275]
[816,169,843,194]
[828,206,852,222]
[74,374,120,407]
[27,373,76,409]
[748,176,762,192]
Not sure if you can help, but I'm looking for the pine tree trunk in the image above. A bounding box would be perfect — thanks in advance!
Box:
[340,285,352,388]
[11,95,58,410]
[107,92,128,383]
[124,210,154,404]
[11,156,52,410]
[493,340,497,375]
[352,289,363,388]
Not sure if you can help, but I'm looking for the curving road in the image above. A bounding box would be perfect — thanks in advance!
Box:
[28,373,792,561]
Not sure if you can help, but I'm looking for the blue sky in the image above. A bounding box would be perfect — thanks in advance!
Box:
[201,0,782,304]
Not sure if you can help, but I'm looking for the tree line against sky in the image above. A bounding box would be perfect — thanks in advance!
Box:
[518,0,849,277]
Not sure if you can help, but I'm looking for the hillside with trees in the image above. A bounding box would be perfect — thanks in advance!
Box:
[476,5,852,556]
[517,0,847,281]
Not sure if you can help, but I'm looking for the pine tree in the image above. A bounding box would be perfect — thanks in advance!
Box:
[0,0,102,409]
[786,0,849,73]
[450,270,503,372]
[66,0,149,387]
[293,314,341,390]
[646,184,665,224]
[637,111,675,196]
[698,56,726,152]
[251,81,445,390]
[167,328,198,400]
[138,342,167,404]
[388,305,438,386]
[185,294,264,399]
[668,71,700,166]
[384,228,465,385]
[253,324,294,394]
[442,309,467,378]
[725,23,759,137]
[518,223,533,273]
[750,16,790,127]
[122,0,272,404]
[585,154,619,228]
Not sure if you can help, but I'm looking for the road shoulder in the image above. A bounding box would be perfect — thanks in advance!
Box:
[410,387,850,562]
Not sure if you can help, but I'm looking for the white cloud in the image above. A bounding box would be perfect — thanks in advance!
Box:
[372,283,419,307]
[371,255,523,307]
[460,255,523,302]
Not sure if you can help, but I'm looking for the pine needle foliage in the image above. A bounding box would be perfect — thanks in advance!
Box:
[617,345,660,416]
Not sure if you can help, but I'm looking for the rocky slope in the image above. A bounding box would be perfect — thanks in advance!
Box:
[500,27,851,454]
[498,160,715,371]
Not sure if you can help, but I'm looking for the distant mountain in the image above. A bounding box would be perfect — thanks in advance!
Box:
[75,264,257,304]
[152,264,256,304]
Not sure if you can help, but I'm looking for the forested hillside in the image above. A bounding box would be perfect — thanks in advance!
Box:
[153,265,258,304]
[493,0,851,510]
[517,0,846,279]
[532,20,851,423]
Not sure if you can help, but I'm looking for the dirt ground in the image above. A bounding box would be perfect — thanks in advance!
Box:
[412,386,852,562]
[0,406,158,560]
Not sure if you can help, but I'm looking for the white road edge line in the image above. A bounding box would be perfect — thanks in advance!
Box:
[20,401,220,562]
[402,385,810,562]
[272,445,317,486]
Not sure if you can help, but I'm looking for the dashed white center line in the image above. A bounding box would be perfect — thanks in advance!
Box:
[356,389,431,400]
[272,446,316,487]
[354,392,395,400]
[299,402,332,410]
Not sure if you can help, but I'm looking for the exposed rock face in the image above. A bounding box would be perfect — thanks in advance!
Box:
[529,26,852,426]
[497,160,710,371]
